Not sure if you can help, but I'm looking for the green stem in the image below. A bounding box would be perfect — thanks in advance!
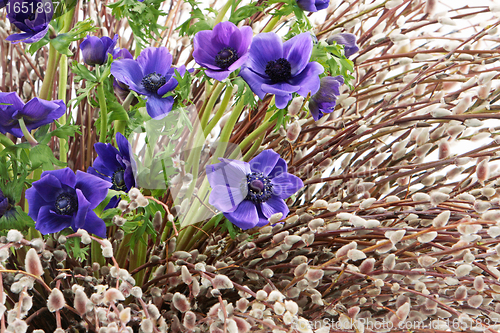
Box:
[99,66,111,83]
[134,36,142,58]
[177,223,198,251]
[18,118,38,147]
[204,84,234,137]
[197,82,213,121]
[183,83,220,160]
[113,93,133,140]
[0,134,13,148]
[129,233,147,286]
[218,97,245,146]
[91,240,105,275]
[27,228,42,241]
[262,15,280,33]
[115,234,132,268]
[243,135,264,161]
[214,0,233,24]
[96,67,108,143]
[200,82,223,129]
[39,44,58,100]
[122,91,135,110]
[113,121,126,140]
[58,54,68,163]
[184,214,220,250]
[239,111,275,151]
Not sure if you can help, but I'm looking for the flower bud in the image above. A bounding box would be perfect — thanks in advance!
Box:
[477,159,489,185]
[288,96,303,116]
[47,288,65,312]
[128,188,141,201]
[25,248,43,277]
[286,121,301,142]
[74,290,89,315]
[213,275,233,289]
[104,288,125,303]
[172,292,190,312]
[347,249,366,261]
[7,230,23,243]
[80,35,118,66]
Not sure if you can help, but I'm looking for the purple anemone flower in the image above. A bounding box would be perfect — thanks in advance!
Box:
[111,48,135,102]
[88,133,136,209]
[26,168,111,237]
[240,32,324,109]
[0,189,11,219]
[111,47,186,119]
[5,0,53,44]
[309,75,344,121]
[80,35,118,66]
[112,47,133,60]
[296,0,329,12]
[206,150,303,230]
[326,33,359,58]
[0,92,65,138]
[193,21,252,81]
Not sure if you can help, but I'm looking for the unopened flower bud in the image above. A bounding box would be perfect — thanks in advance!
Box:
[74,290,89,315]
[128,188,141,201]
[286,121,301,142]
[7,230,23,243]
[172,292,190,312]
[25,248,44,277]
[288,96,304,116]
[477,159,489,185]
[47,288,65,312]
[118,200,129,211]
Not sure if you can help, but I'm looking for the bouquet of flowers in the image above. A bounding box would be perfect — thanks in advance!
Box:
[1,0,500,331]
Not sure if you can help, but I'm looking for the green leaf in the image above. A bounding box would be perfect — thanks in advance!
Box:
[223,218,237,239]
[0,207,34,233]
[269,108,287,131]
[50,18,97,56]
[212,213,224,228]
[171,69,192,103]
[69,82,98,109]
[108,100,130,122]
[95,189,125,216]
[234,77,258,108]
[311,41,355,85]
[0,167,29,203]
[229,2,264,25]
[71,61,98,82]
[65,235,88,261]
[28,34,50,55]
[29,144,66,170]
[178,2,215,37]
[35,122,80,145]
[108,0,166,46]
[102,208,123,226]
[48,124,81,141]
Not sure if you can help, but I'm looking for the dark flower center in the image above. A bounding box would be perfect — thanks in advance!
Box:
[55,193,78,216]
[215,47,239,69]
[141,72,166,93]
[112,169,127,191]
[246,172,273,203]
[265,58,292,83]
